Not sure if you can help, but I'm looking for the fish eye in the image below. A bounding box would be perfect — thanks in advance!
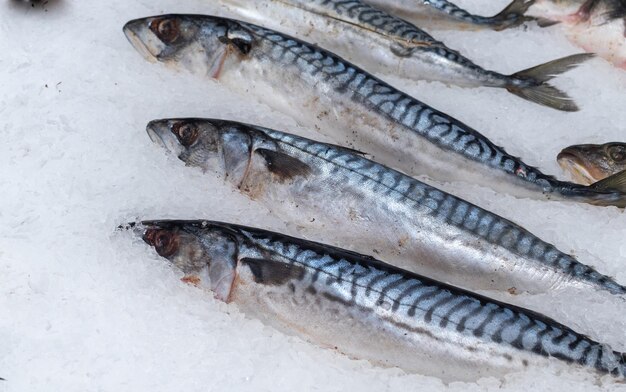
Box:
[608,145,625,162]
[172,122,199,147]
[153,230,178,257]
[149,18,180,44]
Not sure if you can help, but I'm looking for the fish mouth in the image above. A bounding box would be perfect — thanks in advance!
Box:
[122,220,176,241]
[123,18,159,63]
[146,120,184,157]
[557,150,596,185]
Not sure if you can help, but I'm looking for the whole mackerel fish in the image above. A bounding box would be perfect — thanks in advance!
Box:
[364,0,537,30]
[123,14,626,206]
[223,0,589,111]
[146,118,626,297]
[134,219,626,381]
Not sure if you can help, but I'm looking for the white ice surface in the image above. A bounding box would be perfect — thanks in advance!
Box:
[2,0,626,391]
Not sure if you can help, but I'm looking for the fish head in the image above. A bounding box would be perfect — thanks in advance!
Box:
[123,14,253,78]
[557,143,626,184]
[139,220,239,302]
[147,118,257,186]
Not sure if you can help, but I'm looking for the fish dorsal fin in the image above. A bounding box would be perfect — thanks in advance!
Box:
[240,258,305,286]
[254,148,312,181]
[590,169,626,192]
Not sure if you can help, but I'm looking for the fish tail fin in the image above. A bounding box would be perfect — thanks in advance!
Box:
[506,53,594,111]
[491,0,537,30]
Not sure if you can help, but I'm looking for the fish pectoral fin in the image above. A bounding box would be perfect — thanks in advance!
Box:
[224,27,254,55]
[254,148,312,181]
[240,258,305,286]
[590,169,626,192]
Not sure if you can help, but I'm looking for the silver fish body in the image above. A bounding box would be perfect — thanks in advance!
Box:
[123,15,626,207]
[222,0,583,105]
[137,219,626,381]
[147,118,626,297]
[364,0,537,31]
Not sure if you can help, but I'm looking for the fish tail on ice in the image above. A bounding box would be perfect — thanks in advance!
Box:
[505,53,594,111]
[489,0,538,30]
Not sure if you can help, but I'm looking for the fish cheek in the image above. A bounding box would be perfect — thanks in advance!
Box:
[221,131,253,186]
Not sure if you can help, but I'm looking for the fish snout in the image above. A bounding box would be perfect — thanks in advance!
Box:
[123,17,162,62]
[557,145,594,166]
[146,119,185,156]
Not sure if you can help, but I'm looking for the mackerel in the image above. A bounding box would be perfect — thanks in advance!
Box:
[135,219,626,381]
[146,118,626,297]
[364,0,537,31]
[123,14,626,206]
[223,0,589,111]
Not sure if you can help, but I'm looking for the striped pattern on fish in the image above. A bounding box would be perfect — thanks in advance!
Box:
[263,126,625,293]
[122,15,626,205]
[137,219,626,381]
[364,0,537,30]
[147,118,626,297]
[224,0,589,108]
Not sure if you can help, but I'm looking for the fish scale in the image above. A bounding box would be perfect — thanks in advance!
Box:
[365,0,536,30]
[312,0,486,71]
[421,0,515,25]
[248,23,548,180]
[200,18,622,205]
[125,14,626,203]
[247,126,621,294]
[139,220,626,379]
[146,116,626,296]
[222,0,594,111]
